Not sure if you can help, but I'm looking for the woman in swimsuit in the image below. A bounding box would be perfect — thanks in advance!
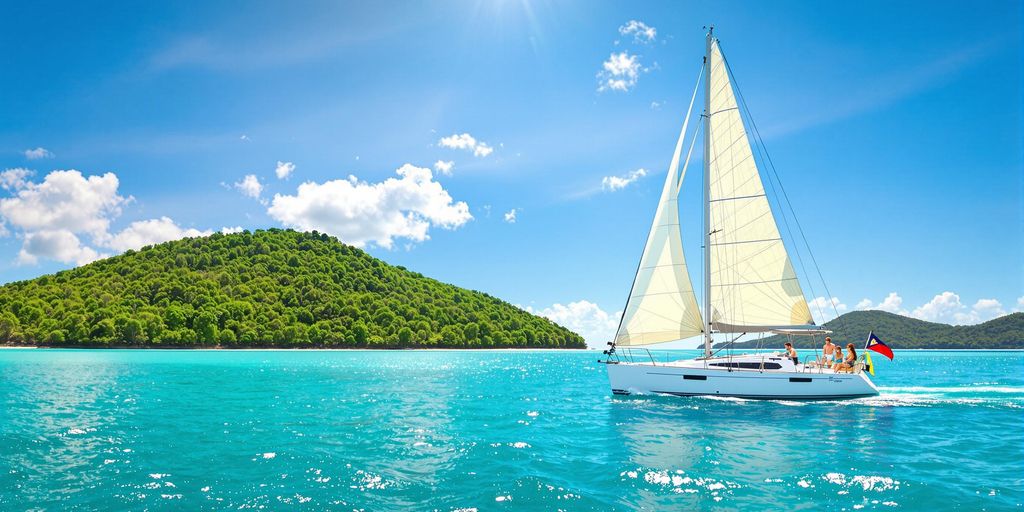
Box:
[833,343,858,373]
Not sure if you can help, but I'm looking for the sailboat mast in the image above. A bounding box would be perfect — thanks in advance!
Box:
[702,27,714,359]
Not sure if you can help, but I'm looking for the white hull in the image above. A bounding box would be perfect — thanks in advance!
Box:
[606,356,879,400]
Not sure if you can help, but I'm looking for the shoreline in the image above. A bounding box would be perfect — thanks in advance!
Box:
[0,344,587,351]
[0,345,1020,352]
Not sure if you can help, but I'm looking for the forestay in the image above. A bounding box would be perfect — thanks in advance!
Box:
[706,40,813,333]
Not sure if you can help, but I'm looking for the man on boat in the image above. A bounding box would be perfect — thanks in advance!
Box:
[784,342,799,365]
[822,337,837,367]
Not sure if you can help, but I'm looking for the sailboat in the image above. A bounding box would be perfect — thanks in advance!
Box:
[602,28,878,399]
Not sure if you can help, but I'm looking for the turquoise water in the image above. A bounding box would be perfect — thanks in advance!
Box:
[0,349,1021,510]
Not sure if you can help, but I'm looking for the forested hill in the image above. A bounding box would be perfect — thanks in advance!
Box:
[0,229,585,349]
[725,310,1024,349]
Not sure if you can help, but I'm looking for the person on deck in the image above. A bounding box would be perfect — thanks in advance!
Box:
[784,342,799,365]
[833,343,858,373]
[822,337,837,366]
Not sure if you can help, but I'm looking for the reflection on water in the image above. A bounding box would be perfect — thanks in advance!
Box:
[0,349,1021,510]
[1,353,134,506]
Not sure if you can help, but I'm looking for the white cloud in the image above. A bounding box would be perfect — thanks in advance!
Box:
[602,168,648,191]
[911,291,966,323]
[504,208,517,223]
[438,133,475,150]
[619,20,656,43]
[234,174,263,199]
[876,293,906,314]
[433,160,454,176]
[527,300,620,348]
[912,292,1007,325]
[104,216,213,252]
[267,163,472,249]
[221,226,244,234]
[597,51,642,92]
[970,298,1006,322]
[856,291,1010,325]
[1016,296,1024,313]
[856,292,907,315]
[807,296,848,324]
[0,169,227,267]
[1,168,33,191]
[18,230,103,266]
[24,147,54,160]
[275,161,295,180]
[0,170,127,238]
[240,134,251,141]
[438,133,493,157]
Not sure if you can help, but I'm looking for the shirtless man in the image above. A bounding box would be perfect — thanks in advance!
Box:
[822,337,837,366]
[784,342,799,365]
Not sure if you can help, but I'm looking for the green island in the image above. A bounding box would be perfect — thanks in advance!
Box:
[0,229,585,349]
[724,310,1024,350]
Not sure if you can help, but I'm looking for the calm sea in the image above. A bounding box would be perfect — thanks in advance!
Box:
[0,349,1021,510]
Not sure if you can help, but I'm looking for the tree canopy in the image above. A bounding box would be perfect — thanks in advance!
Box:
[0,229,586,349]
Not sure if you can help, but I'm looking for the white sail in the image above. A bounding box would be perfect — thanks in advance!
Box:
[614,84,704,346]
[706,40,813,332]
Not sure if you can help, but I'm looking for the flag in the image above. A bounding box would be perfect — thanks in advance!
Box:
[865,352,875,376]
[865,331,894,360]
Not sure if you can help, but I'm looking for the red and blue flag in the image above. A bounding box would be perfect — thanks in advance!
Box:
[865,331,894,360]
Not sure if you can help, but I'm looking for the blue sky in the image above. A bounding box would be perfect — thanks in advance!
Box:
[1,0,1021,346]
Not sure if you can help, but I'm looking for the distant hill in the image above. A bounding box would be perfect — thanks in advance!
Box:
[0,229,585,349]
[721,310,1023,350]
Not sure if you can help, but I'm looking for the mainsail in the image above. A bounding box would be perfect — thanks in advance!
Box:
[705,39,813,332]
[612,74,704,346]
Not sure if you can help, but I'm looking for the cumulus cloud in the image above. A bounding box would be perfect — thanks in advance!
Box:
[275,161,295,180]
[911,291,964,322]
[267,163,472,249]
[602,168,648,191]
[597,51,643,92]
[438,133,494,157]
[0,170,127,238]
[433,160,454,176]
[619,20,656,43]
[104,216,213,252]
[807,296,848,324]
[1,169,226,267]
[855,292,906,315]
[221,226,244,234]
[969,298,1006,322]
[18,230,103,266]
[912,292,1007,325]
[854,291,1010,325]
[526,300,620,348]
[504,208,517,223]
[234,174,264,199]
[24,147,54,160]
[0,168,33,191]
